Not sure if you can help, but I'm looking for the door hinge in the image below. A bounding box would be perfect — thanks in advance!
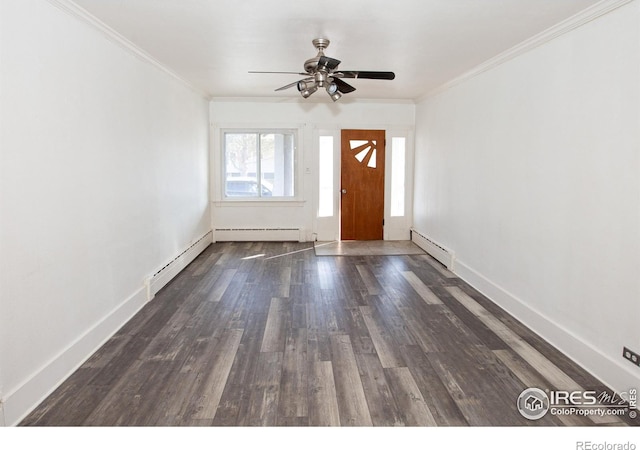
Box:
[382,219,385,226]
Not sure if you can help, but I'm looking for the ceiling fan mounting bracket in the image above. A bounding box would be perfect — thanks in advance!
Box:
[312,38,330,53]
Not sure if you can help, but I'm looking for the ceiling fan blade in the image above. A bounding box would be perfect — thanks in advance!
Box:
[274,77,313,91]
[249,71,309,75]
[318,56,341,71]
[274,80,300,91]
[334,78,356,94]
[339,71,395,80]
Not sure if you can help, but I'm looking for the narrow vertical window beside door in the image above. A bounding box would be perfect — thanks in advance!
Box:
[390,137,405,217]
[318,136,334,217]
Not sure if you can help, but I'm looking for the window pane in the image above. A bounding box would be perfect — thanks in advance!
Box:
[225,133,258,197]
[318,136,333,217]
[390,137,405,217]
[262,133,294,197]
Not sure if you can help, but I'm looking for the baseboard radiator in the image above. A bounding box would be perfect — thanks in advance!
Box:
[214,228,302,242]
[410,228,455,270]
[146,230,213,300]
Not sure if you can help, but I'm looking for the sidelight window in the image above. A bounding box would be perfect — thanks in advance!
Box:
[390,137,406,217]
[318,136,334,217]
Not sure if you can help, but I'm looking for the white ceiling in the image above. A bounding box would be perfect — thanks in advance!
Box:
[70,0,603,100]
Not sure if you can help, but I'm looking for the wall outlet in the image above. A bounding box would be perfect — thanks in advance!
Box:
[623,347,640,367]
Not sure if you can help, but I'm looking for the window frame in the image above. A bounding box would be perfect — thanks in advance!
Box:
[220,128,300,202]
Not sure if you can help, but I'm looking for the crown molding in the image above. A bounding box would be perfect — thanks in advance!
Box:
[417,0,634,103]
[46,0,209,99]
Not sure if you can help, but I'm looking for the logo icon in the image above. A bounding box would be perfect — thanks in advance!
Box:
[517,388,550,420]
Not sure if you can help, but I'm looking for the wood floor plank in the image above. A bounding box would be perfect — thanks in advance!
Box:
[190,328,243,421]
[242,351,283,426]
[212,312,266,426]
[344,307,376,355]
[306,290,333,362]
[385,367,437,426]
[278,266,292,298]
[359,305,405,368]
[157,337,218,425]
[317,258,336,290]
[433,286,509,351]
[401,271,443,305]
[367,294,417,346]
[190,247,222,277]
[330,334,373,426]
[399,345,468,426]
[278,328,308,422]
[356,264,382,295]
[82,359,175,426]
[308,361,341,426]
[82,335,130,369]
[260,297,289,353]
[207,268,237,302]
[355,353,404,426]
[424,352,488,426]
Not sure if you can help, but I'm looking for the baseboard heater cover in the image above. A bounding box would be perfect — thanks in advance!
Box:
[410,228,455,270]
[215,228,302,242]
[146,230,213,300]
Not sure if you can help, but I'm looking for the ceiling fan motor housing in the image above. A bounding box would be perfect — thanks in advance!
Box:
[304,38,330,74]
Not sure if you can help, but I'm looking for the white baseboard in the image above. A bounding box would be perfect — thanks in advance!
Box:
[454,258,640,394]
[410,228,455,270]
[147,231,213,299]
[214,228,302,242]
[2,230,213,426]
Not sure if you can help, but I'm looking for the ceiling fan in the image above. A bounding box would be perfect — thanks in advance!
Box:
[249,38,395,101]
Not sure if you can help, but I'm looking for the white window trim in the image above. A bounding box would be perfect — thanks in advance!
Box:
[216,126,303,203]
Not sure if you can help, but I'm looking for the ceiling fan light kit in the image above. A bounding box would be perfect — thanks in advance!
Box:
[250,38,395,101]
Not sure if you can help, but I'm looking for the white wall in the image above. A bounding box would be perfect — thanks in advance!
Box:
[0,0,210,425]
[414,2,640,392]
[210,99,415,241]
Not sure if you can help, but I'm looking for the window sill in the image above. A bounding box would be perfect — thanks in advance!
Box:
[213,200,306,207]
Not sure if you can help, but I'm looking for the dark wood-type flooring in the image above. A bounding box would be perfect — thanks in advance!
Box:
[21,242,632,426]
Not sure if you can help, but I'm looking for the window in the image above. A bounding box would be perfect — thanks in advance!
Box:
[318,136,334,217]
[223,130,296,199]
[390,137,405,217]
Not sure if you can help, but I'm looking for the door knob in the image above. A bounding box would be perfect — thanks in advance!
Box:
[341,189,347,194]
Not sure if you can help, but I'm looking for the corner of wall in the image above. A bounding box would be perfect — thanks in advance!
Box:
[0,400,6,427]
